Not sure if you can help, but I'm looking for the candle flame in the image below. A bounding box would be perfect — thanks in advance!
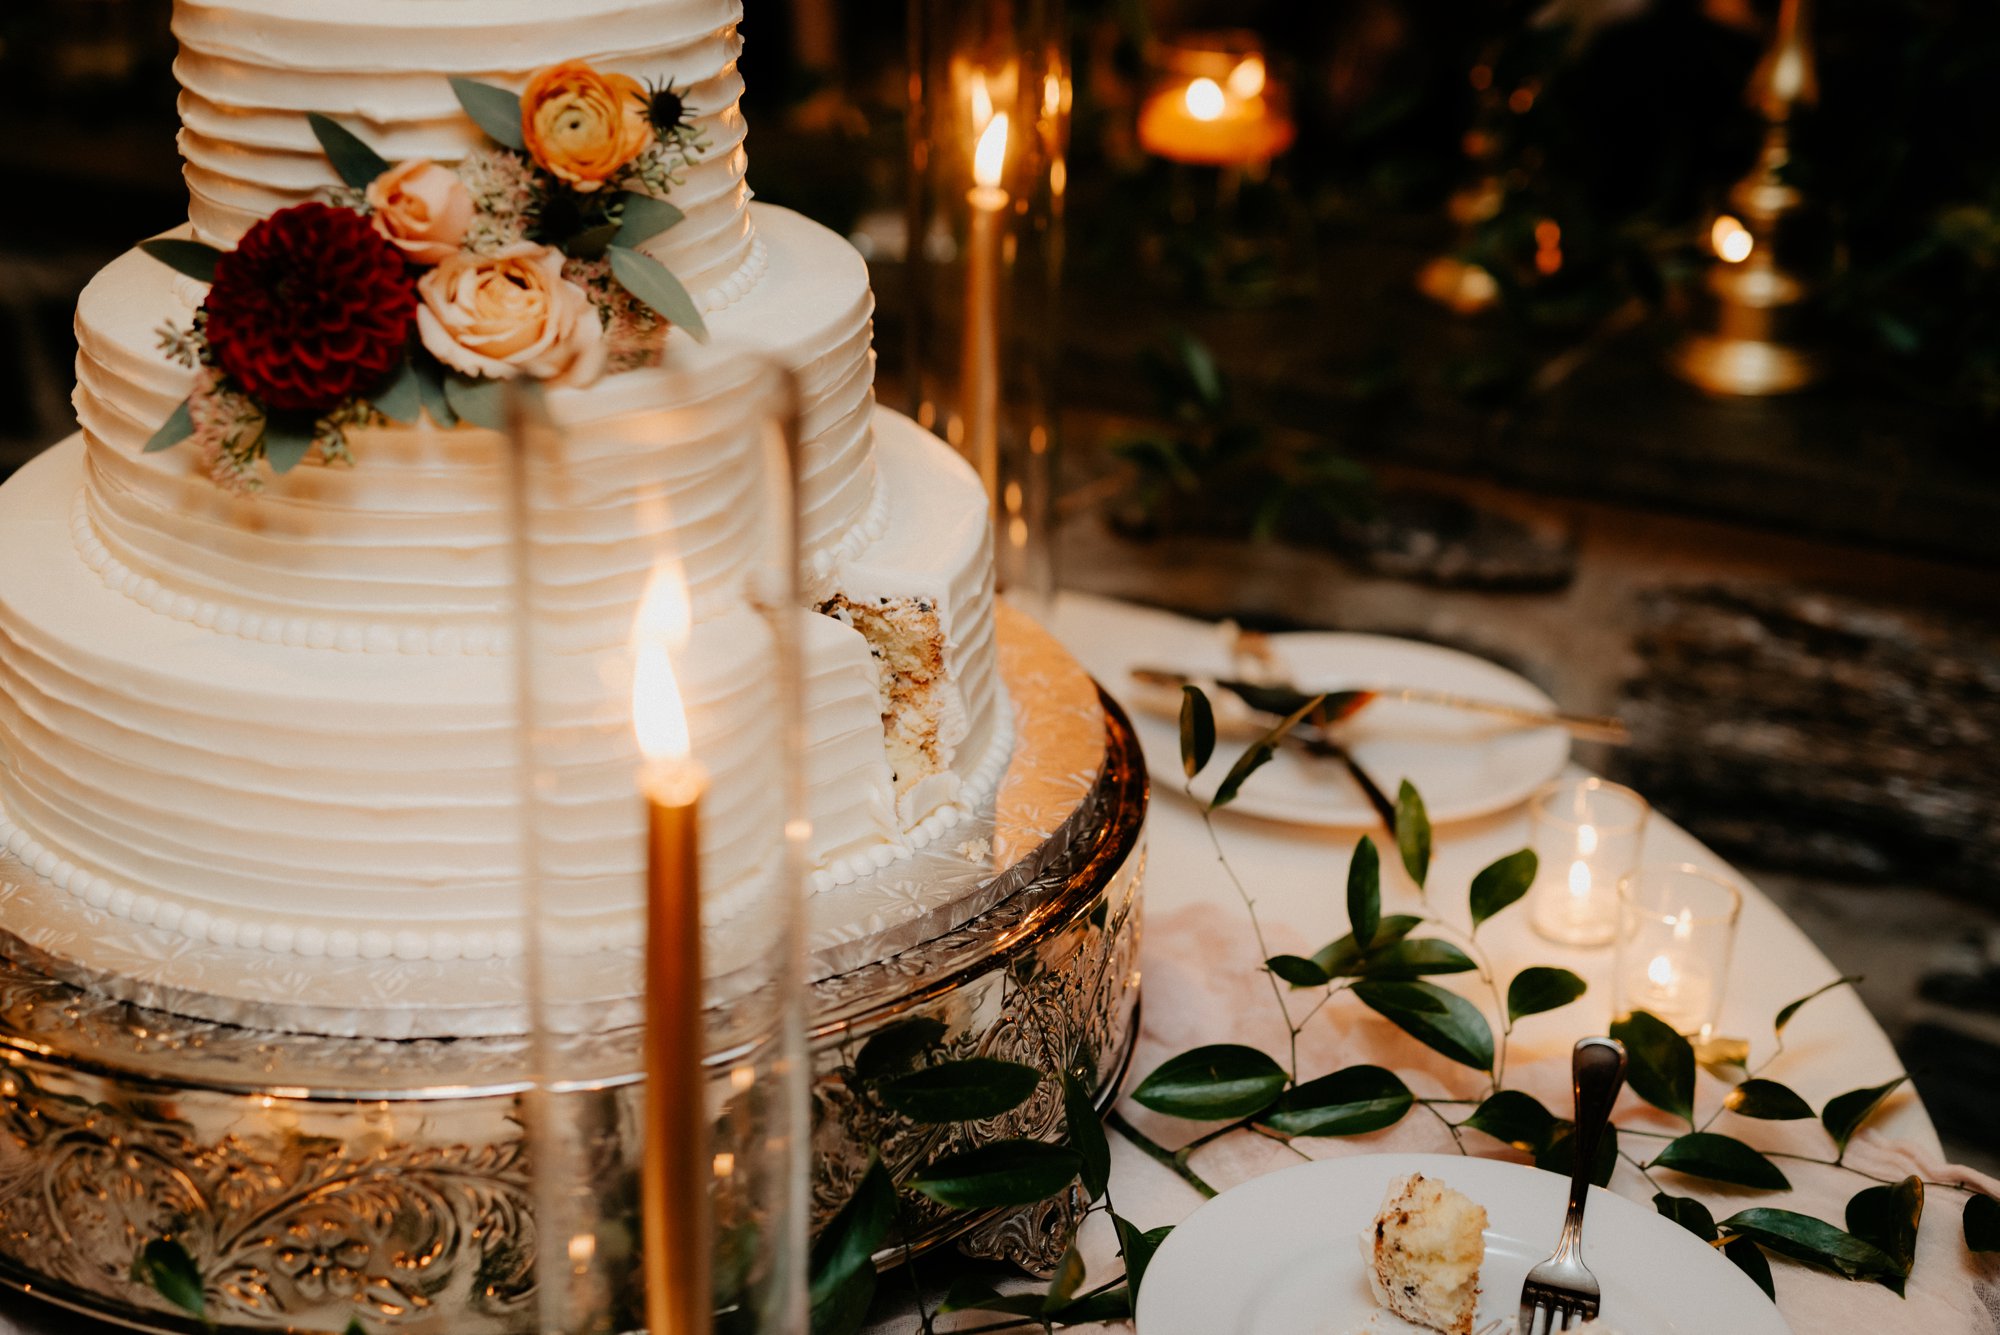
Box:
[1671,907,1694,941]
[973,112,1010,190]
[1576,822,1598,855]
[1226,55,1267,101]
[969,77,993,132]
[1567,859,1592,900]
[1647,952,1677,988]
[1712,215,1753,263]
[1185,77,1226,122]
[631,560,693,763]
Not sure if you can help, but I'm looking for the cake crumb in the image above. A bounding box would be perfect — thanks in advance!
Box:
[956,837,990,861]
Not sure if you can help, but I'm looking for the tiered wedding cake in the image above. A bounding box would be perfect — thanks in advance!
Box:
[0,0,1009,971]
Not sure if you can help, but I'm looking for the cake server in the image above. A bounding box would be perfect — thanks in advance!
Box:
[1518,1036,1627,1333]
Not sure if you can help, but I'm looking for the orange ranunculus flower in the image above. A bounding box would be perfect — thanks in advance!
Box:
[520,60,654,193]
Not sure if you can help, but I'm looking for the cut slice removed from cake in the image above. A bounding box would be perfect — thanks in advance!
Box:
[1364,1171,1487,1335]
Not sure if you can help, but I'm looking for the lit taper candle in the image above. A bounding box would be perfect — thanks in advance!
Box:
[961,105,1010,515]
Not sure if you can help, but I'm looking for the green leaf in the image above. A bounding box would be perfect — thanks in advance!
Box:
[878,1057,1041,1124]
[1469,849,1538,931]
[1347,836,1381,950]
[262,414,316,474]
[307,112,391,188]
[609,243,709,341]
[1260,1065,1412,1137]
[1130,1044,1288,1120]
[1063,1068,1111,1202]
[1718,1208,1901,1281]
[1044,1244,1086,1311]
[1394,780,1430,888]
[139,238,224,284]
[1654,1192,1719,1241]
[565,220,623,260]
[1845,1176,1921,1296]
[1266,954,1332,987]
[853,1015,946,1083]
[409,355,458,428]
[1179,685,1216,780]
[1178,331,1224,409]
[1653,1133,1790,1190]
[807,1157,895,1312]
[936,1279,1044,1319]
[450,76,526,150]
[1506,966,1587,1022]
[371,358,423,425]
[1353,979,1494,1071]
[1536,1119,1617,1188]
[1725,1078,1816,1121]
[1350,938,1477,980]
[1210,693,1325,810]
[907,1140,1082,1209]
[345,1321,370,1335]
[1311,915,1422,976]
[1114,1217,1170,1299]
[1965,1192,2000,1251]
[1049,1287,1133,1324]
[1822,1076,1909,1155]
[1724,1237,1776,1300]
[1775,975,1862,1035]
[134,1238,204,1317]
[143,398,196,454]
[444,372,507,431]
[1610,1010,1696,1123]
[617,190,686,247]
[1463,1090,1556,1152]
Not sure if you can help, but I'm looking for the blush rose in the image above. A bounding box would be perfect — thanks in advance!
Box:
[415,242,607,388]
[365,159,474,265]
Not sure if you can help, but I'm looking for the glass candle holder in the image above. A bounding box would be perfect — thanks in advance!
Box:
[1137,32,1296,168]
[1527,778,1648,947]
[1614,864,1744,1037]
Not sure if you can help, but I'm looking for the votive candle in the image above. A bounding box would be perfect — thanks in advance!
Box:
[1527,777,1648,947]
[1614,863,1743,1037]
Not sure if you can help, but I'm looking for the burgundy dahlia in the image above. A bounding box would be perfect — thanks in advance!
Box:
[203,202,417,415]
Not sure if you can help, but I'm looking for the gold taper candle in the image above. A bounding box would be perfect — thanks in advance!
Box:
[961,109,1010,515]
[632,564,712,1335]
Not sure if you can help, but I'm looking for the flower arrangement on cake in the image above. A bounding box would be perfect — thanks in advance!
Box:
[139,61,709,489]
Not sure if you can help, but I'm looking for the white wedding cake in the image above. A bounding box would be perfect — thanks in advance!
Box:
[0,0,1011,970]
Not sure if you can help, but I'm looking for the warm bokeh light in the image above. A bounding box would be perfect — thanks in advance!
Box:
[632,559,693,763]
[1184,77,1226,122]
[1646,953,1677,988]
[1712,214,1753,263]
[1568,859,1592,900]
[969,77,993,133]
[973,112,1010,190]
[1226,55,1267,101]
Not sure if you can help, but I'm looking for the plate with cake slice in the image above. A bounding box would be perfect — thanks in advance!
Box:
[1134,1154,1790,1335]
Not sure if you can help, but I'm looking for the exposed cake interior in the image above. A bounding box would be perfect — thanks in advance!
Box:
[816,593,970,807]
[1364,1171,1487,1335]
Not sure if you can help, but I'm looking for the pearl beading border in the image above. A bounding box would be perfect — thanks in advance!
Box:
[700,229,769,314]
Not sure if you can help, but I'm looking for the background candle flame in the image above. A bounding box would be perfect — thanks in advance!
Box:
[632,560,693,763]
[1226,55,1267,101]
[973,112,1010,191]
[1184,77,1225,122]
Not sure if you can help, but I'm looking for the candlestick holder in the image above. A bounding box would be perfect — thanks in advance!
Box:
[502,361,808,1335]
[1526,777,1649,948]
[1613,863,1743,1038]
[904,0,1067,610]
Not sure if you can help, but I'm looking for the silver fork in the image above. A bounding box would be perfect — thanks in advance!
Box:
[1518,1037,1627,1334]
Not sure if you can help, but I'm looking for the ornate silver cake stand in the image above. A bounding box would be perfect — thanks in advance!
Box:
[0,609,1147,1334]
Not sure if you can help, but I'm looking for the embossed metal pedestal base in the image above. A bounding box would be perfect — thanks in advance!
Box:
[0,625,1146,1334]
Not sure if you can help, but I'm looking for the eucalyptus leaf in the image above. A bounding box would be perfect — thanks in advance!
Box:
[1311,915,1422,976]
[1266,954,1332,987]
[1725,1078,1816,1121]
[371,359,423,425]
[1822,1076,1909,1155]
[1965,1192,2000,1251]
[1775,975,1863,1035]
[1536,1118,1617,1188]
[262,415,316,474]
[138,238,224,284]
[810,1261,874,1335]
[1845,1176,1921,1296]
[853,1015,946,1082]
[1653,1192,1719,1241]
[610,243,709,341]
[907,1140,1082,1209]
[450,76,527,150]
[807,1157,895,1311]
[1610,1010,1696,1123]
[413,356,457,428]
[1506,966,1587,1022]
[1463,1090,1556,1152]
[1652,1132,1790,1190]
[617,190,687,247]
[134,1238,204,1317]
[1394,780,1431,888]
[1130,1044,1288,1120]
[1353,979,1494,1071]
[1350,938,1477,980]
[1347,836,1380,950]
[566,220,623,259]
[878,1058,1041,1124]
[1718,1208,1901,1281]
[444,373,507,431]
[1115,1217,1171,1299]
[1210,693,1325,810]
[1725,1237,1776,1300]
[1179,685,1216,780]
[1261,1065,1413,1137]
[1063,1068,1111,1202]
[307,112,391,188]
[143,398,195,454]
[1469,849,1538,931]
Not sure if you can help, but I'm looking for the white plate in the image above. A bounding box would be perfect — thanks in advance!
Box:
[1136,1153,1790,1335]
[1131,633,1571,827]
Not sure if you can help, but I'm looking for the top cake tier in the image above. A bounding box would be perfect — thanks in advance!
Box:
[173,0,754,299]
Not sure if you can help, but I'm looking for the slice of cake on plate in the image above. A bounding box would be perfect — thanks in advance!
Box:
[1364,1172,1488,1335]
